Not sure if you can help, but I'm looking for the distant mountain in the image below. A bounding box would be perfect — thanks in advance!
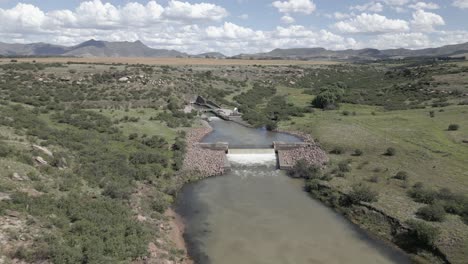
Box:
[0,40,467,60]
[233,42,468,61]
[0,42,67,56]
[192,52,226,59]
[0,39,187,58]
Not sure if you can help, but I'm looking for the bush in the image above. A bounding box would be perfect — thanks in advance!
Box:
[353,149,363,156]
[448,124,460,131]
[368,175,380,183]
[348,183,379,203]
[304,179,321,192]
[406,220,440,247]
[417,203,446,222]
[385,147,396,156]
[330,146,344,154]
[338,161,351,172]
[288,159,321,179]
[394,171,409,180]
[408,186,438,204]
[0,143,12,157]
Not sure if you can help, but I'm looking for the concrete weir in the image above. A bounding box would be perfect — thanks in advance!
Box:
[197,141,317,171]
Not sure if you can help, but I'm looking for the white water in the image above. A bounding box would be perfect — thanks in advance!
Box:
[227,149,276,165]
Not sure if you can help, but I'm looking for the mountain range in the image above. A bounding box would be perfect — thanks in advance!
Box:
[1,39,467,61]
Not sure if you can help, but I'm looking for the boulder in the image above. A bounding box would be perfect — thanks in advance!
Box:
[34,156,48,166]
[32,144,53,157]
[11,172,24,181]
[118,77,129,82]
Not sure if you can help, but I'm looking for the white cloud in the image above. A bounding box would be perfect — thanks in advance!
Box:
[0,0,461,55]
[164,0,228,21]
[238,14,249,20]
[409,2,440,10]
[205,22,260,39]
[272,0,316,14]
[368,32,431,49]
[351,2,384,12]
[381,0,411,6]
[332,12,354,20]
[410,10,445,32]
[281,15,295,24]
[0,3,46,32]
[334,13,410,34]
[452,0,468,9]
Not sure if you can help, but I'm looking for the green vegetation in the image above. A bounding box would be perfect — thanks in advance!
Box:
[417,203,447,222]
[278,60,468,263]
[348,183,379,204]
[448,124,460,131]
[288,159,322,179]
[1,58,468,263]
[0,62,203,263]
[405,220,440,248]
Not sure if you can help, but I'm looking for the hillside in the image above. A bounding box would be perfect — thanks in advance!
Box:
[0,40,187,58]
[1,40,468,60]
[234,42,468,61]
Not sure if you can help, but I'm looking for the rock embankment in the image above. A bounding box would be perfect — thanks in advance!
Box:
[182,127,226,177]
[280,143,329,168]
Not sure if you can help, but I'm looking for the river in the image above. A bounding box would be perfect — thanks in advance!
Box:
[175,118,410,264]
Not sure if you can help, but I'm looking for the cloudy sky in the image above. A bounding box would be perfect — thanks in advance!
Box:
[0,0,467,55]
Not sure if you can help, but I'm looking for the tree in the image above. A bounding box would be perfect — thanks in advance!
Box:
[311,87,344,109]
[406,220,440,248]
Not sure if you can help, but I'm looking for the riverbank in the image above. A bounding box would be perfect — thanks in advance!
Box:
[164,209,194,264]
[307,181,450,264]
[182,126,227,177]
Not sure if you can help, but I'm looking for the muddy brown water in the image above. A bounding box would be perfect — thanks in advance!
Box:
[175,118,410,264]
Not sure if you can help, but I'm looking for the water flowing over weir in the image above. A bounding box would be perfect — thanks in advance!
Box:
[175,118,410,264]
[227,149,277,166]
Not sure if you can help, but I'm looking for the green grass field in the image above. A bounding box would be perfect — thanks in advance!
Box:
[280,103,468,262]
[94,108,179,142]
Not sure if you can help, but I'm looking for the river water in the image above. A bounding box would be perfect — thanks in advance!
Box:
[175,118,410,264]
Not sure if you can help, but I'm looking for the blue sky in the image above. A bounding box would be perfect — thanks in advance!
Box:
[0,0,467,54]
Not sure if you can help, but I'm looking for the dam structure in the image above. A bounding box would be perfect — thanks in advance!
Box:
[196,141,315,171]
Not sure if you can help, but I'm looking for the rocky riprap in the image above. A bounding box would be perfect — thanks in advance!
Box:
[280,143,329,168]
[182,127,226,177]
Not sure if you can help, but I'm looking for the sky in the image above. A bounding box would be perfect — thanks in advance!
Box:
[0,0,467,55]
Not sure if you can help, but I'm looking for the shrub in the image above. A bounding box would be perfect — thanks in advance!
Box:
[353,149,363,156]
[349,183,379,203]
[429,111,435,118]
[448,124,460,131]
[417,203,446,222]
[406,220,440,248]
[304,179,321,192]
[0,143,12,157]
[368,175,380,183]
[342,110,350,116]
[288,159,321,179]
[394,171,409,180]
[385,147,396,156]
[330,146,344,154]
[338,161,351,172]
[408,186,438,204]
